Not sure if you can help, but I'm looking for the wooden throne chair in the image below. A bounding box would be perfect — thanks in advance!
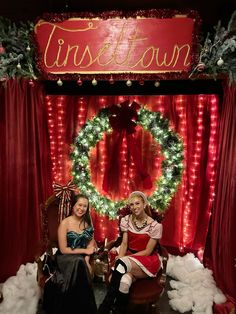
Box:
[35,193,61,296]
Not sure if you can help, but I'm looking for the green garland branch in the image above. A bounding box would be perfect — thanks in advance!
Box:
[0,17,38,80]
[71,106,184,219]
[0,11,235,84]
[189,10,236,84]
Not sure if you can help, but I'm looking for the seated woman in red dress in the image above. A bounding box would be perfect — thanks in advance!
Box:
[98,190,163,314]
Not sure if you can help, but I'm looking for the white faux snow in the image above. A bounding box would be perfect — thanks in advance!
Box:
[0,262,40,314]
[167,253,226,314]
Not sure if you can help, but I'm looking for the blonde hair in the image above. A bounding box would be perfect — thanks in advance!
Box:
[128,191,148,205]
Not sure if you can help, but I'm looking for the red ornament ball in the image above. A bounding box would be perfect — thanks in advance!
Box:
[109,77,115,85]
[0,46,5,54]
[28,79,35,87]
[77,78,83,86]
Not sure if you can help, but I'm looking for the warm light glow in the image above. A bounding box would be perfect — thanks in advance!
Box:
[46,94,219,247]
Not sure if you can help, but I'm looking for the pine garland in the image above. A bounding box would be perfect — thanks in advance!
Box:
[0,11,235,84]
[0,17,38,80]
[190,10,236,84]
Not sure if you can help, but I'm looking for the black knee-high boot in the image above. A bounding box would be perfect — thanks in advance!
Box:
[113,291,129,314]
[98,270,122,314]
[98,260,127,314]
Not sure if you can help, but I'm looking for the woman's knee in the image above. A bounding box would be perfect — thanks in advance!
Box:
[116,257,132,273]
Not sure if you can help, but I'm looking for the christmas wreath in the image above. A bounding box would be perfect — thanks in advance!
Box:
[71,103,184,219]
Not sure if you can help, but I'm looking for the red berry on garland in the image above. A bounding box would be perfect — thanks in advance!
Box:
[77,78,83,86]
[0,45,5,54]
[109,76,114,85]
[28,79,35,87]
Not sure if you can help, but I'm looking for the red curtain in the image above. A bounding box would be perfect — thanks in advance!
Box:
[45,94,219,255]
[1,86,226,287]
[206,85,236,305]
[0,79,52,282]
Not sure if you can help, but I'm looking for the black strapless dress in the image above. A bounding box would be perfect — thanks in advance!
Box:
[43,228,97,314]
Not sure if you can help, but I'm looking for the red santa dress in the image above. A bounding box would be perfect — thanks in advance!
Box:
[120,214,163,277]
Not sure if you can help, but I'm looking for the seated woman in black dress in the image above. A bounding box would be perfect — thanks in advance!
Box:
[43,193,97,314]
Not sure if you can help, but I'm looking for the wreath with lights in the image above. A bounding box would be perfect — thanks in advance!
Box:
[71,105,184,219]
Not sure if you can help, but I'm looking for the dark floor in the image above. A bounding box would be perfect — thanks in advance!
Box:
[37,276,191,314]
[93,276,185,314]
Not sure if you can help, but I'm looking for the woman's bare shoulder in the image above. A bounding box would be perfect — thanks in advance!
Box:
[59,216,72,227]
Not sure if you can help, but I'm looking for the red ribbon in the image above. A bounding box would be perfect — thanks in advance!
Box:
[103,101,152,193]
[109,100,140,133]
[53,180,77,222]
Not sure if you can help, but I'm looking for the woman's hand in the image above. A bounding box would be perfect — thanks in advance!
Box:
[86,246,96,255]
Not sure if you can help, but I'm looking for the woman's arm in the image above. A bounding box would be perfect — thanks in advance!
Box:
[57,220,94,255]
[87,238,97,249]
[132,238,158,257]
[117,232,128,258]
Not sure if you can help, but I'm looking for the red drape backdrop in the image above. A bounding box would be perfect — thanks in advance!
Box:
[1,79,235,308]
[0,79,52,282]
[45,94,219,256]
[205,85,236,307]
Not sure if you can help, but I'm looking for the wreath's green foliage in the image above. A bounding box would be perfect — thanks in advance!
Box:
[71,107,184,219]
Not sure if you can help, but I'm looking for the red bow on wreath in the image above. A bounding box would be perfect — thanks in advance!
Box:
[53,180,77,222]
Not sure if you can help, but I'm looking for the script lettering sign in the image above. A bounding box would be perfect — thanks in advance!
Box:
[34,17,194,74]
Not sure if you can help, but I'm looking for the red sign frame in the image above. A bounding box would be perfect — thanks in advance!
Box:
[34,12,198,78]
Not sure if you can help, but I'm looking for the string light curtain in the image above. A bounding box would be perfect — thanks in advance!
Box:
[45,94,219,254]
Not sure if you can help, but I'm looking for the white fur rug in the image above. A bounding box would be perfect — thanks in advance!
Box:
[166,253,226,314]
[0,262,40,314]
[0,253,226,314]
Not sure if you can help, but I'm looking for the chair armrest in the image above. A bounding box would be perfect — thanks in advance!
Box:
[158,245,169,278]
[158,248,169,288]
[159,273,167,287]
[162,256,168,273]
[35,256,46,288]
[105,236,122,251]
[158,245,169,259]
